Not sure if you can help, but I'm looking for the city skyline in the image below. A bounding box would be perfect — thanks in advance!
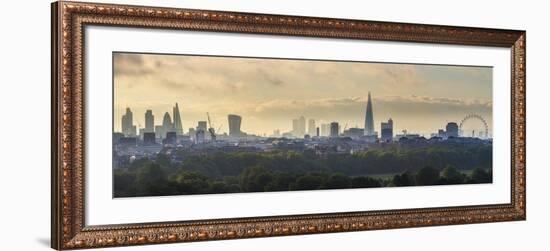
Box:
[114,53,493,136]
[116,100,489,139]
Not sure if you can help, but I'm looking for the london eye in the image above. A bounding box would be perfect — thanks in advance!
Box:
[459,114,489,139]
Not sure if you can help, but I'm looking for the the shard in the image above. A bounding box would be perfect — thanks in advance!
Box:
[173,102,184,135]
[364,92,375,136]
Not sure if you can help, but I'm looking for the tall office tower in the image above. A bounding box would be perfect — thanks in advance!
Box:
[156,112,173,139]
[330,122,339,137]
[381,118,394,142]
[364,92,375,136]
[316,127,320,137]
[446,122,459,138]
[298,116,306,137]
[308,118,316,136]
[321,123,330,137]
[292,119,299,136]
[172,103,184,135]
[144,110,154,133]
[228,114,242,137]
[163,112,173,128]
[121,107,136,137]
[292,116,306,137]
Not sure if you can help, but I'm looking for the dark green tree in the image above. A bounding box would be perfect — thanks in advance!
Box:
[264,172,296,191]
[133,163,181,196]
[113,170,137,197]
[293,174,324,190]
[240,165,272,192]
[440,165,465,184]
[392,171,415,186]
[323,174,352,189]
[155,153,172,167]
[351,176,382,188]
[135,163,166,185]
[174,171,210,194]
[415,166,440,186]
[209,181,230,193]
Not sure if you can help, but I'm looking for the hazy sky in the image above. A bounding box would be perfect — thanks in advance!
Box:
[113,52,492,136]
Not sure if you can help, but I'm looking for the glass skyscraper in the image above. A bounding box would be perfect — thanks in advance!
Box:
[172,103,183,135]
[364,92,375,136]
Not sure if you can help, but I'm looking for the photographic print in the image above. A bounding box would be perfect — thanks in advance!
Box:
[112,52,493,198]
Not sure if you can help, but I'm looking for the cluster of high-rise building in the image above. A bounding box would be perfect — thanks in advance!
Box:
[120,103,191,144]
[118,92,395,145]
[118,103,249,146]
[274,91,477,143]
[118,91,484,149]
[282,92,392,141]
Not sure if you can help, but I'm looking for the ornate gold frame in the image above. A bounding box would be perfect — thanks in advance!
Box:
[51,1,526,250]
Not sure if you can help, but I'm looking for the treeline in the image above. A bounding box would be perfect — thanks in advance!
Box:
[114,147,492,197]
[170,145,491,178]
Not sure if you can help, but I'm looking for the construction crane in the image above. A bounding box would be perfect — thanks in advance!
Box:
[206,112,216,142]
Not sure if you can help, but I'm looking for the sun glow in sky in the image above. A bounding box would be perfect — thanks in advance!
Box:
[113,52,492,136]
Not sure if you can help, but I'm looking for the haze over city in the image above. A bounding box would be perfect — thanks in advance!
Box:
[113,52,492,136]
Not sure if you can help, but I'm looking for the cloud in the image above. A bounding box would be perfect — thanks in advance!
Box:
[248,95,492,126]
[159,79,188,90]
[113,53,493,134]
[377,95,492,108]
[257,68,284,86]
[115,53,143,65]
[113,53,156,77]
[254,95,490,112]
[345,63,428,89]
[380,65,426,86]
